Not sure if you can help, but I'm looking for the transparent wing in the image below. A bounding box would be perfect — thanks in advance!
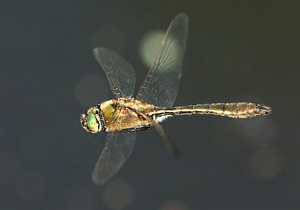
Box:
[92,132,136,185]
[136,13,188,107]
[94,47,136,98]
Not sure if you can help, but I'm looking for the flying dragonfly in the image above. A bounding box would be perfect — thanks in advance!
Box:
[80,13,272,185]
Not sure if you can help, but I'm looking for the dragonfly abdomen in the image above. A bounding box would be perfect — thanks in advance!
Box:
[153,102,271,119]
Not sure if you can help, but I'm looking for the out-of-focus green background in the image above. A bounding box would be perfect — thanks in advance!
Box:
[1,1,299,209]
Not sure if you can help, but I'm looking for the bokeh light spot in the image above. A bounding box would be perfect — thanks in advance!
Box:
[247,147,284,180]
[158,200,190,210]
[90,25,125,52]
[101,179,134,210]
[139,30,165,68]
[75,74,109,107]
[236,117,276,148]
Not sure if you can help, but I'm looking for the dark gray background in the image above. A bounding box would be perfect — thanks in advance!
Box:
[1,1,299,209]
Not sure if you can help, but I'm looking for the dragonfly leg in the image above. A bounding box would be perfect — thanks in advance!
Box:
[136,110,180,159]
[152,121,180,160]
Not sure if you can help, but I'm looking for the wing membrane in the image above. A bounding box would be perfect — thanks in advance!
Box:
[92,132,136,185]
[136,13,188,107]
[94,47,136,98]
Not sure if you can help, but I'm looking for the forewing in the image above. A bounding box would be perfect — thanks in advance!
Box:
[92,132,136,185]
[94,47,136,98]
[136,13,188,107]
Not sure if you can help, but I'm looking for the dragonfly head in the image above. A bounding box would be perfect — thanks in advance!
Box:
[80,107,102,133]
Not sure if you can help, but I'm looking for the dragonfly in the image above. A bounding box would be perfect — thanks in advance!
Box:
[80,13,272,185]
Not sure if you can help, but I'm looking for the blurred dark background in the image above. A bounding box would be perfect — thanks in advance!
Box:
[1,0,299,209]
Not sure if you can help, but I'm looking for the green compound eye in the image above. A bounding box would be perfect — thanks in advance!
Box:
[87,113,98,132]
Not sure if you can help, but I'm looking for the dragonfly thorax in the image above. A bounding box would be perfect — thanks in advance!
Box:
[96,98,157,133]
